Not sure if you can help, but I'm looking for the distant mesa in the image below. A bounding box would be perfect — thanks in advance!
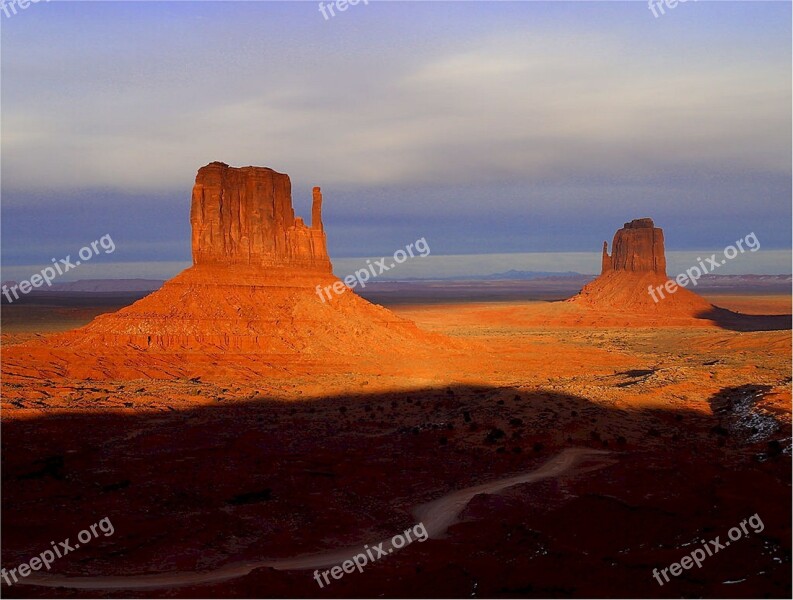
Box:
[569,218,713,316]
[3,163,444,380]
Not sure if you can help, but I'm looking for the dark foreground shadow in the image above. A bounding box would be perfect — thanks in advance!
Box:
[697,306,792,332]
[2,385,790,599]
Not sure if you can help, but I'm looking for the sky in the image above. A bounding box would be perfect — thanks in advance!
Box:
[2,0,791,279]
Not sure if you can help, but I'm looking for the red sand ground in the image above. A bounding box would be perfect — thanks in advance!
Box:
[1,291,790,598]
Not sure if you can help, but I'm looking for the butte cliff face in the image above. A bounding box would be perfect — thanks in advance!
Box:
[571,218,711,316]
[190,162,330,271]
[600,218,666,276]
[3,163,445,380]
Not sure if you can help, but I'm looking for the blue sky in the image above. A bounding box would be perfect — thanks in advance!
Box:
[2,0,791,277]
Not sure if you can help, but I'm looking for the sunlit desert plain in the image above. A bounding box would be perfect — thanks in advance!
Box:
[1,166,790,599]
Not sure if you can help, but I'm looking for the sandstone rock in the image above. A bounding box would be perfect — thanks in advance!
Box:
[2,163,451,381]
[312,187,324,231]
[601,218,666,275]
[571,218,711,316]
[190,162,330,272]
[600,242,611,275]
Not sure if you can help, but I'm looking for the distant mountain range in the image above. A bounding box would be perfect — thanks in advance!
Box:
[399,270,591,282]
[1,279,165,293]
[1,274,790,294]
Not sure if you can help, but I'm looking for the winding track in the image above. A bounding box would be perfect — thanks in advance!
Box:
[20,447,614,590]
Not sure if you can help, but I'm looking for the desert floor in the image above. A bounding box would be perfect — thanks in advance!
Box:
[1,292,791,598]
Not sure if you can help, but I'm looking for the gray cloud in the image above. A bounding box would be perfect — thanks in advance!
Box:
[1,1,789,266]
[3,12,789,196]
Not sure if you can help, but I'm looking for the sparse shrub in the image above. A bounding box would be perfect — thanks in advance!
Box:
[767,439,782,456]
[711,425,729,437]
[485,428,506,443]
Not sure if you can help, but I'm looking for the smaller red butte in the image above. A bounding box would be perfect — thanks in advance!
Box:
[570,218,712,316]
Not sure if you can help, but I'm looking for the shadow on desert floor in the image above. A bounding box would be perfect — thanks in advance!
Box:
[697,306,792,332]
[2,384,790,598]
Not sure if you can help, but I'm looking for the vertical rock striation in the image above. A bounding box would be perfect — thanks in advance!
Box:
[190,162,331,272]
[601,218,666,276]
